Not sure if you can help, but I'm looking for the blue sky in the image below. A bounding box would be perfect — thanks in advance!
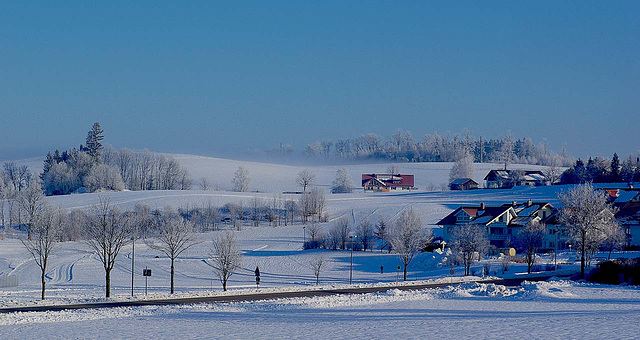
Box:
[1,1,639,160]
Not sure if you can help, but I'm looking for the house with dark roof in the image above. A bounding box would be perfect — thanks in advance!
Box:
[484,170,547,189]
[449,178,479,191]
[436,203,516,248]
[437,200,559,249]
[362,174,414,192]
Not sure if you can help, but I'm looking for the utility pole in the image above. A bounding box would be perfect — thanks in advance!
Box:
[554,228,558,271]
[131,235,135,297]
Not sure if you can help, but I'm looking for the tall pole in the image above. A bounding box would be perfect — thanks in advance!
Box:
[349,235,354,284]
[131,236,135,297]
[303,226,306,248]
[554,228,558,271]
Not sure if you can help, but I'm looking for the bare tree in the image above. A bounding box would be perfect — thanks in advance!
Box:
[390,208,432,281]
[514,220,546,274]
[296,170,316,192]
[199,177,210,191]
[451,224,489,276]
[85,198,131,297]
[386,164,400,175]
[17,180,46,240]
[332,216,351,250]
[309,255,327,285]
[232,167,250,192]
[251,196,263,227]
[307,222,322,242]
[558,183,618,278]
[0,177,10,239]
[356,219,374,251]
[146,217,199,294]
[210,232,242,291]
[21,205,61,300]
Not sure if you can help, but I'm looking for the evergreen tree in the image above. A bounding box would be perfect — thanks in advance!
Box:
[85,122,104,161]
[610,153,620,182]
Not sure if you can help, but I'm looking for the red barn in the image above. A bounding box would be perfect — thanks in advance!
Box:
[362,174,415,192]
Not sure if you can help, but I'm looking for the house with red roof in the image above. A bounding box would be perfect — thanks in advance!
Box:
[362,174,415,192]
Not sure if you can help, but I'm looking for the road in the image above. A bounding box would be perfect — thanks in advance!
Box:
[0,274,566,314]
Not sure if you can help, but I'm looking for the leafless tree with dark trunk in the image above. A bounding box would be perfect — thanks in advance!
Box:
[558,183,618,279]
[296,170,316,192]
[210,232,242,291]
[84,198,132,297]
[146,217,199,294]
[451,224,489,276]
[390,208,432,281]
[514,220,545,273]
[309,255,326,285]
[21,204,61,300]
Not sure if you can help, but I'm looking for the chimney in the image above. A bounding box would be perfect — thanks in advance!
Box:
[512,200,517,206]
[480,202,485,210]
[527,199,532,207]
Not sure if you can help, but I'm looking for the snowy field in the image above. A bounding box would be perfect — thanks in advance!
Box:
[2,155,637,339]
[2,280,639,340]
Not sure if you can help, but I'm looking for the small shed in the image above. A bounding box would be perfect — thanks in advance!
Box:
[450,178,479,191]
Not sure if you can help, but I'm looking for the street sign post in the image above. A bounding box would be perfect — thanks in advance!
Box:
[143,268,151,295]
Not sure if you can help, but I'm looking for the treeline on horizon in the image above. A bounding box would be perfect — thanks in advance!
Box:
[560,153,640,185]
[298,129,573,167]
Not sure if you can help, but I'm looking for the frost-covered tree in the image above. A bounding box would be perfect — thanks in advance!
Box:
[600,222,626,260]
[514,220,546,274]
[296,169,316,192]
[43,162,80,195]
[390,208,431,281]
[84,198,131,297]
[210,232,242,291]
[620,156,636,184]
[451,224,489,276]
[18,181,46,240]
[356,219,375,251]
[21,205,61,300]
[558,183,618,278]
[84,164,125,192]
[449,153,474,183]
[498,132,514,170]
[199,177,210,191]
[232,167,250,192]
[0,177,12,236]
[146,216,199,294]
[85,122,104,161]
[299,188,327,222]
[331,168,354,193]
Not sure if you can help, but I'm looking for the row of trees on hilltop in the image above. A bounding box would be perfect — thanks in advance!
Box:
[560,153,640,184]
[42,123,192,195]
[304,129,571,167]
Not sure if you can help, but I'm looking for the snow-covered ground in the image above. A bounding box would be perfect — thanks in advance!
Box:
[2,280,639,339]
[2,154,638,338]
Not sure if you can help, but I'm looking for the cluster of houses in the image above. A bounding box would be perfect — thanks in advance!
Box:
[436,200,567,251]
[361,168,549,192]
[359,170,640,249]
[436,189,640,251]
[449,169,549,191]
